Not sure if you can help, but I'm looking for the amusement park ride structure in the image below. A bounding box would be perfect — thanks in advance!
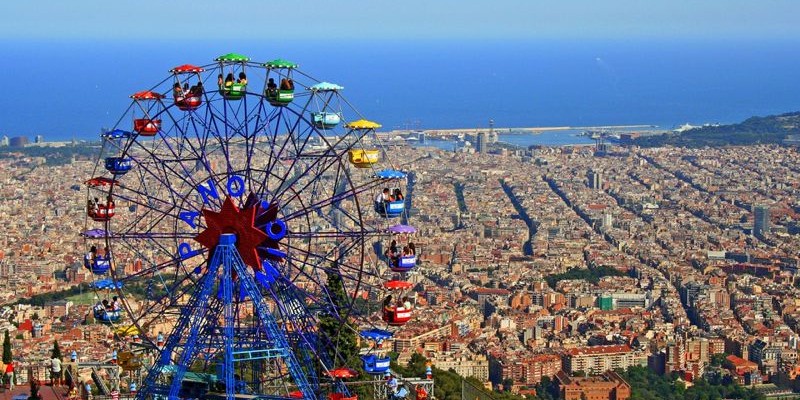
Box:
[79,53,433,400]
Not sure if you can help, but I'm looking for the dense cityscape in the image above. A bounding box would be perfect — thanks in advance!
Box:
[1,131,799,399]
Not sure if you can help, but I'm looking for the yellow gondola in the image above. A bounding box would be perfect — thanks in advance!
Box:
[345,119,382,130]
[114,325,140,336]
[348,149,380,168]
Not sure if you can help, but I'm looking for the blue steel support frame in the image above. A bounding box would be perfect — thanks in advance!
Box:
[138,233,317,400]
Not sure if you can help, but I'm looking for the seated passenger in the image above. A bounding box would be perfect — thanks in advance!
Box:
[403,296,412,310]
[173,83,184,100]
[402,246,411,257]
[408,242,416,256]
[102,299,111,311]
[393,188,404,201]
[217,73,224,87]
[89,245,98,261]
[237,72,247,85]
[376,188,391,205]
[267,78,278,95]
[383,295,393,308]
[385,240,398,259]
[225,73,235,87]
[183,82,190,94]
[191,81,204,96]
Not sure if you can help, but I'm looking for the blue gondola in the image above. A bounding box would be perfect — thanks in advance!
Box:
[84,254,111,275]
[360,328,393,341]
[89,278,123,290]
[375,200,405,218]
[375,169,407,180]
[361,354,391,375]
[94,308,122,323]
[390,255,417,273]
[102,129,132,140]
[311,112,341,129]
[359,329,392,374]
[104,157,132,175]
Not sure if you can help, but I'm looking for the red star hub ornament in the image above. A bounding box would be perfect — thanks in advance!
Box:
[194,197,268,270]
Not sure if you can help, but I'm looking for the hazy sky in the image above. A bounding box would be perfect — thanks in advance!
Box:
[1,0,798,41]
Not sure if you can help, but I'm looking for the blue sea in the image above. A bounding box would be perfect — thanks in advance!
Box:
[1,38,799,142]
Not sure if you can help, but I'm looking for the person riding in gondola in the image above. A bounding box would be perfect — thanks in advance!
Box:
[267,78,278,95]
[383,294,393,307]
[191,81,204,96]
[393,188,404,201]
[402,296,412,311]
[225,73,235,87]
[408,242,416,256]
[173,83,184,100]
[237,72,247,85]
[376,188,391,205]
[217,74,224,87]
[280,78,293,90]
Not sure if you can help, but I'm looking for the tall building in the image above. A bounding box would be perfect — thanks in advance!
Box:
[564,344,636,375]
[0,135,8,147]
[556,371,631,400]
[476,132,487,154]
[487,119,498,143]
[587,169,603,189]
[34,135,44,144]
[754,205,770,237]
[9,136,29,147]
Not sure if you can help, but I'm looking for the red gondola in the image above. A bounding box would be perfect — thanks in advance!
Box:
[170,64,205,111]
[328,368,358,379]
[87,197,115,222]
[84,177,118,187]
[382,280,414,326]
[133,118,161,135]
[130,91,165,135]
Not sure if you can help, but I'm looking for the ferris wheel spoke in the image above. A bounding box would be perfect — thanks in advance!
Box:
[111,232,198,239]
[122,142,215,211]
[281,178,383,222]
[269,130,372,204]
[286,230,383,239]
[281,240,376,282]
[116,248,208,283]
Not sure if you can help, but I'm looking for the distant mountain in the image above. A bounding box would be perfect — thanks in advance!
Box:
[638,111,800,147]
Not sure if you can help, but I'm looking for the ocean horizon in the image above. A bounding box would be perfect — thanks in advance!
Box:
[2,38,799,142]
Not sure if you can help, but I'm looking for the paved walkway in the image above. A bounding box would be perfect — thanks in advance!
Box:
[0,383,67,400]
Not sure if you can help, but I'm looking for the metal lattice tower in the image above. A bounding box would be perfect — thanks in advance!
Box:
[138,234,316,400]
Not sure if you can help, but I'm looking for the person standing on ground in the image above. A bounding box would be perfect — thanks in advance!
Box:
[5,361,13,390]
[51,355,62,386]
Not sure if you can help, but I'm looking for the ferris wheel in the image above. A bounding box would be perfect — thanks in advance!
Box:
[80,53,419,400]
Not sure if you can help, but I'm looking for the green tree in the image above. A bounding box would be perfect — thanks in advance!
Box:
[29,379,40,400]
[2,330,12,364]
[318,262,359,367]
[51,340,62,360]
